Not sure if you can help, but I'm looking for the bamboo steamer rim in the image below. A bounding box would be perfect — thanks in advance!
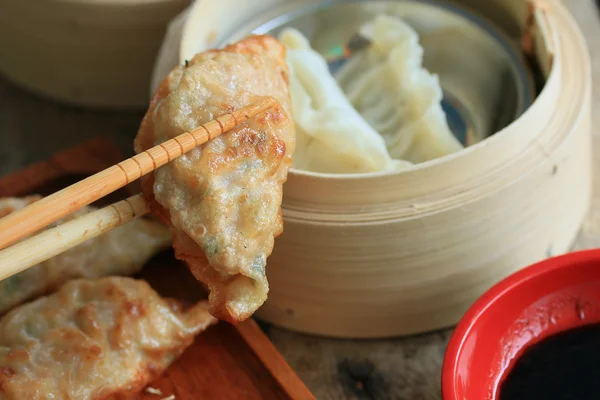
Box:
[173,0,571,225]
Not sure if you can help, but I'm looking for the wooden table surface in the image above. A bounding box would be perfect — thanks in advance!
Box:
[0,1,598,398]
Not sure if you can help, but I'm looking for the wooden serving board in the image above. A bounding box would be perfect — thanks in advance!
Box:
[0,137,315,400]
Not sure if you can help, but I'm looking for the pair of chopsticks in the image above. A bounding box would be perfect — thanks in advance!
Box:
[0,97,278,282]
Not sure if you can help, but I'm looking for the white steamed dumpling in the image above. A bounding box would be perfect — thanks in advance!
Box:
[335,14,463,163]
[279,28,411,174]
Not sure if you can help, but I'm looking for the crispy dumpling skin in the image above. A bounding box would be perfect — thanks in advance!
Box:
[0,196,172,314]
[134,35,295,323]
[0,277,217,400]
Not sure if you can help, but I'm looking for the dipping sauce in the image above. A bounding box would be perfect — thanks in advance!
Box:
[500,323,600,399]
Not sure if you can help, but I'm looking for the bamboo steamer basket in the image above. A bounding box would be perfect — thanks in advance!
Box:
[152,0,592,338]
[0,0,190,109]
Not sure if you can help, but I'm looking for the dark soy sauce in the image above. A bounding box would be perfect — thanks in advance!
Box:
[500,323,600,400]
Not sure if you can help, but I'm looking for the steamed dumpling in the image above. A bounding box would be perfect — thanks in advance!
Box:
[335,14,463,162]
[280,28,410,174]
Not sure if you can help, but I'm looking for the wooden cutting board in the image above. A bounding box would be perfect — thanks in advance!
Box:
[0,137,315,400]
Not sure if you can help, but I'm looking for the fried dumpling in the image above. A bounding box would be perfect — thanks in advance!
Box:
[0,196,171,314]
[280,28,409,174]
[134,35,295,322]
[335,14,463,162]
[0,277,217,400]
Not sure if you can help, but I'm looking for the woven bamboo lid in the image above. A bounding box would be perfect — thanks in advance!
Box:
[0,0,189,109]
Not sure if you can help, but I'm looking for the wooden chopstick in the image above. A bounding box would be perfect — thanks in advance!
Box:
[0,96,277,251]
[0,194,149,282]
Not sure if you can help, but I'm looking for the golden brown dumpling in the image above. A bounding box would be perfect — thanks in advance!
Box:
[134,35,295,322]
[0,277,216,400]
[0,196,172,314]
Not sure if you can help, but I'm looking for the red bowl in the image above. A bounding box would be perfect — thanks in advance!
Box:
[442,249,600,400]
